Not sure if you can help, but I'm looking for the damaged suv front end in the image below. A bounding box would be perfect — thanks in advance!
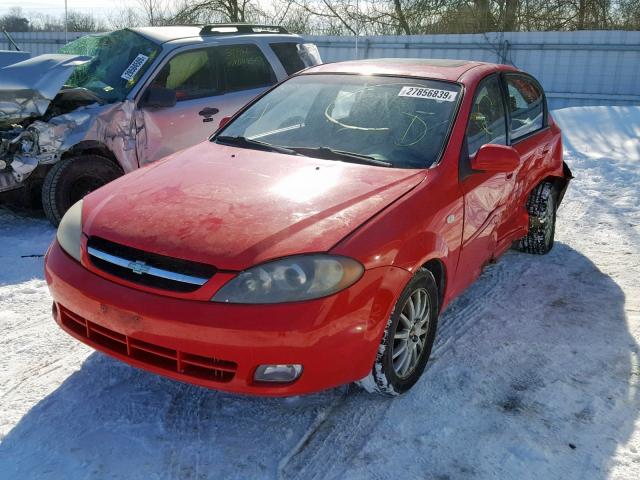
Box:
[1,26,322,224]
[0,54,93,191]
[0,29,159,215]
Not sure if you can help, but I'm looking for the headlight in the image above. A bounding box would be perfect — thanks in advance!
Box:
[212,255,364,304]
[56,199,83,262]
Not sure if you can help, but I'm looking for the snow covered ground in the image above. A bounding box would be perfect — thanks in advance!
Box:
[1,106,639,480]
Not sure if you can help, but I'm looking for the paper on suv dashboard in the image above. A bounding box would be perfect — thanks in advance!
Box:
[398,86,458,102]
[121,54,149,81]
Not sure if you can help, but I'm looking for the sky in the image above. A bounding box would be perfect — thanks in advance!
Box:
[0,0,119,19]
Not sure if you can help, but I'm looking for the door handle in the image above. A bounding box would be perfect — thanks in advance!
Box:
[198,107,219,122]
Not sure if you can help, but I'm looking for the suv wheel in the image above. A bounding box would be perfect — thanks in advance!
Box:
[42,155,122,226]
[357,269,440,396]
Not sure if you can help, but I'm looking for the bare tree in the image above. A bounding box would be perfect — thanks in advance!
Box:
[292,1,357,34]
[108,7,144,29]
[136,0,176,25]
[0,7,30,31]
[174,0,256,23]
[618,0,640,29]
[9,0,640,35]
[503,0,519,31]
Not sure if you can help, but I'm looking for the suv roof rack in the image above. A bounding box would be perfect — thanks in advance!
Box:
[199,24,289,36]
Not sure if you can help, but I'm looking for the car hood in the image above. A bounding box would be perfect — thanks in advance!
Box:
[0,54,91,124]
[83,142,426,270]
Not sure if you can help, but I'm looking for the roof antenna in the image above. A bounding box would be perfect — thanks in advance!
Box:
[3,30,21,51]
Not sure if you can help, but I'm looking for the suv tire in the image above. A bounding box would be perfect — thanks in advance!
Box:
[42,155,122,226]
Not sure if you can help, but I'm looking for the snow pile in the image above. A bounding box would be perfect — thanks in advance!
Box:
[0,106,639,479]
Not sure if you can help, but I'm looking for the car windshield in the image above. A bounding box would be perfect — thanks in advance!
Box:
[59,30,160,103]
[216,74,462,168]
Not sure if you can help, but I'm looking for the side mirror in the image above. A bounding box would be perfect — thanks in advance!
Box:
[142,87,176,109]
[470,144,520,173]
[218,116,231,129]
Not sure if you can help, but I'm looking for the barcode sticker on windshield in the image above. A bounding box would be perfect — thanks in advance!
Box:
[398,86,458,102]
[121,54,149,81]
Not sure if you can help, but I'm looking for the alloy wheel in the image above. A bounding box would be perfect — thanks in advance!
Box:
[391,288,430,378]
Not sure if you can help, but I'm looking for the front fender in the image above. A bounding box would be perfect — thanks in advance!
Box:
[392,230,450,272]
[332,179,464,308]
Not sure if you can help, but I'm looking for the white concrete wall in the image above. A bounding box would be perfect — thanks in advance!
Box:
[0,31,86,56]
[307,31,640,109]
[2,30,639,109]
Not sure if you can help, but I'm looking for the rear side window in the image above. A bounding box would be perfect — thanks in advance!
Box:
[218,44,276,91]
[152,48,219,101]
[270,42,322,75]
[505,74,545,140]
[466,75,507,156]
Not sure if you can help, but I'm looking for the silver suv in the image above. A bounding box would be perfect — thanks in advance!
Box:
[0,24,321,224]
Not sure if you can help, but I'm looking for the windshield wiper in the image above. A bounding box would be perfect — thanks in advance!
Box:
[289,146,392,167]
[216,136,299,156]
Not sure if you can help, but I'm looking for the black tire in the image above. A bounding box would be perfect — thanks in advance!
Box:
[42,155,122,226]
[517,181,556,255]
[357,269,440,396]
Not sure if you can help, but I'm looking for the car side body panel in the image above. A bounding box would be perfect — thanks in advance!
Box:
[136,38,292,166]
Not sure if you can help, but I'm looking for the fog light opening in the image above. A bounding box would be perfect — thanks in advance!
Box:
[254,364,303,383]
[51,302,58,319]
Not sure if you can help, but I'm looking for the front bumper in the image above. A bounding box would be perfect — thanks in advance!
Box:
[45,241,410,396]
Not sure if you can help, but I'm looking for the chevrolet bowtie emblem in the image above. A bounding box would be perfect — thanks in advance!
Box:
[128,260,150,275]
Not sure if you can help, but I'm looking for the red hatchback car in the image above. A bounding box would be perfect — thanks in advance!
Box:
[45,59,572,396]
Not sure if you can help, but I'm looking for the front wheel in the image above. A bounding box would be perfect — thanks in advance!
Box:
[358,269,440,396]
[42,155,122,226]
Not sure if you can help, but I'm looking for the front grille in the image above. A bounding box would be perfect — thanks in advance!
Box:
[59,305,237,383]
[87,236,216,292]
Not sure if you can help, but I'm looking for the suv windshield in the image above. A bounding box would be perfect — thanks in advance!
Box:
[60,30,160,103]
[216,74,462,168]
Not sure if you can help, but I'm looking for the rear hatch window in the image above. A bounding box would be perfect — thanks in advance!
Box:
[270,42,322,75]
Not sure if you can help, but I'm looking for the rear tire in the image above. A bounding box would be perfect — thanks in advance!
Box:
[42,155,122,226]
[357,269,439,396]
[517,181,556,255]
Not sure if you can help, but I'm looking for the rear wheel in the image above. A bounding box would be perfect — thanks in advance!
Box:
[517,181,556,255]
[358,269,439,396]
[42,155,122,226]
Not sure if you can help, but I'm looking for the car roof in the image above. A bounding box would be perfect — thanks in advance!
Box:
[304,58,516,82]
[128,26,302,45]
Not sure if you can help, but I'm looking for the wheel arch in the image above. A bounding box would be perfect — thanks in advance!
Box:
[420,258,447,312]
[391,230,451,313]
[537,161,573,208]
[61,141,124,172]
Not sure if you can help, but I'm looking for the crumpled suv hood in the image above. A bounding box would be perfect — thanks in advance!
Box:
[0,54,91,125]
[83,142,426,271]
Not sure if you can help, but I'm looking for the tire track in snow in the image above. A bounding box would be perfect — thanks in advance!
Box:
[1,357,66,400]
[432,256,518,360]
[161,385,213,480]
[278,386,392,480]
[277,390,349,479]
